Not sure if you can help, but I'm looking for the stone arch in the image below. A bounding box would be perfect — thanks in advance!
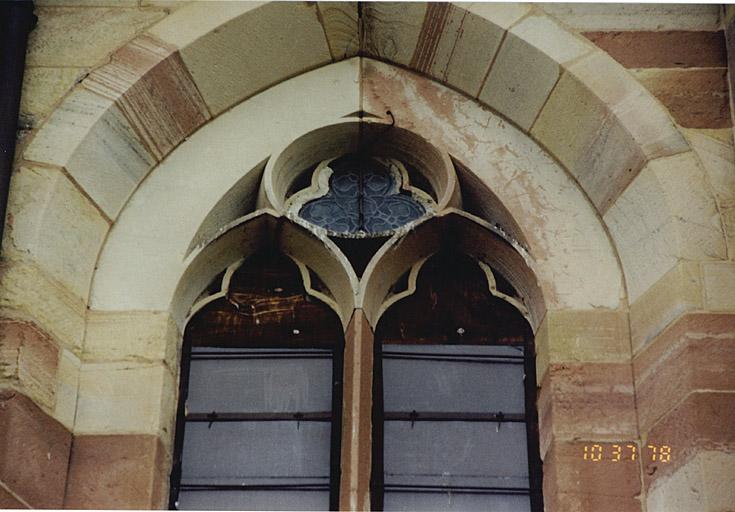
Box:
[5,3,731,510]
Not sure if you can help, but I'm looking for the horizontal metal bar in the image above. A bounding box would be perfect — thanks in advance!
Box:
[191,350,332,360]
[186,412,332,422]
[384,411,525,422]
[382,352,524,365]
[383,484,530,496]
[180,483,329,492]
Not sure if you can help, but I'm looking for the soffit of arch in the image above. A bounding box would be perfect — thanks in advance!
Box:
[86,59,623,330]
[18,1,722,327]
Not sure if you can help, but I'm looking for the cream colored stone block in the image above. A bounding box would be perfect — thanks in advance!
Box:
[605,152,726,303]
[428,6,505,96]
[84,311,180,369]
[362,2,426,67]
[531,70,646,212]
[538,3,720,31]
[703,262,735,311]
[24,88,156,218]
[167,2,332,114]
[647,450,735,512]
[536,309,631,381]
[687,129,735,261]
[647,453,707,512]
[75,362,175,436]
[317,2,358,60]
[27,7,167,67]
[6,165,109,301]
[479,28,560,130]
[0,259,87,355]
[54,349,81,430]
[20,67,88,128]
[629,261,704,354]
[458,2,531,31]
[700,451,735,511]
[568,51,688,162]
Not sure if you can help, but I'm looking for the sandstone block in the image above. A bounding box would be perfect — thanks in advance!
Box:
[24,88,156,218]
[0,391,71,508]
[0,259,87,354]
[584,30,727,69]
[54,349,81,431]
[75,362,177,438]
[538,362,637,453]
[531,69,646,213]
[567,50,689,163]
[536,309,631,382]
[629,261,704,353]
[605,152,725,305]
[543,439,642,512]
[27,7,167,67]
[83,34,210,161]
[168,2,332,114]
[5,165,109,301]
[20,67,87,130]
[362,2,426,67]
[644,392,735,495]
[0,488,27,509]
[317,2,358,60]
[0,321,59,411]
[633,68,731,129]
[538,3,720,31]
[84,310,180,368]
[64,434,167,509]
[634,313,735,433]
[703,262,735,310]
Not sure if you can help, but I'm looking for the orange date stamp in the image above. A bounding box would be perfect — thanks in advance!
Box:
[583,443,671,463]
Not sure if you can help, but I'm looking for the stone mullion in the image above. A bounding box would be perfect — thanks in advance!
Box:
[339,309,374,511]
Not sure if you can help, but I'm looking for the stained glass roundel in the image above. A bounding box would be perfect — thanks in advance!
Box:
[296,154,429,237]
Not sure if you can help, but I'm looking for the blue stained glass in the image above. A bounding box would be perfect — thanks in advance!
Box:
[299,155,425,236]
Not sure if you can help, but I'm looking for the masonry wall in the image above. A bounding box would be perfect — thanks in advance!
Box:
[1,2,734,511]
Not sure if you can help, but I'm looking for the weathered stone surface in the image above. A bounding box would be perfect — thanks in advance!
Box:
[703,262,735,310]
[567,50,689,163]
[647,450,735,512]
[686,129,735,260]
[584,30,727,69]
[84,310,180,369]
[531,69,646,213]
[0,259,87,354]
[75,362,177,439]
[0,391,71,508]
[54,349,81,431]
[543,439,642,512]
[0,321,59,411]
[161,2,332,115]
[5,165,109,301]
[633,68,731,129]
[317,2,358,60]
[538,3,720,31]
[362,2,426,67]
[538,363,637,455]
[644,392,735,489]
[20,67,87,129]
[27,7,167,67]
[362,60,624,314]
[605,152,725,305]
[65,434,167,509]
[629,261,704,353]
[0,487,27,509]
[36,0,137,6]
[536,309,631,382]
[83,34,211,160]
[634,313,735,433]
[24,88,156,218]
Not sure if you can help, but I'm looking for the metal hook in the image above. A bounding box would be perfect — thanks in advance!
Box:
[294,412,304,430]
[207,410,218,429]
[409,409,418,429]
[496,411,504,433]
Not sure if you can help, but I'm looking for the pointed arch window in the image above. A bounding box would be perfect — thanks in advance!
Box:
[371,252,543,511]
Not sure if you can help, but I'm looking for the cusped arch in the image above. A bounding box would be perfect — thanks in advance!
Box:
[15,0,722,342]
